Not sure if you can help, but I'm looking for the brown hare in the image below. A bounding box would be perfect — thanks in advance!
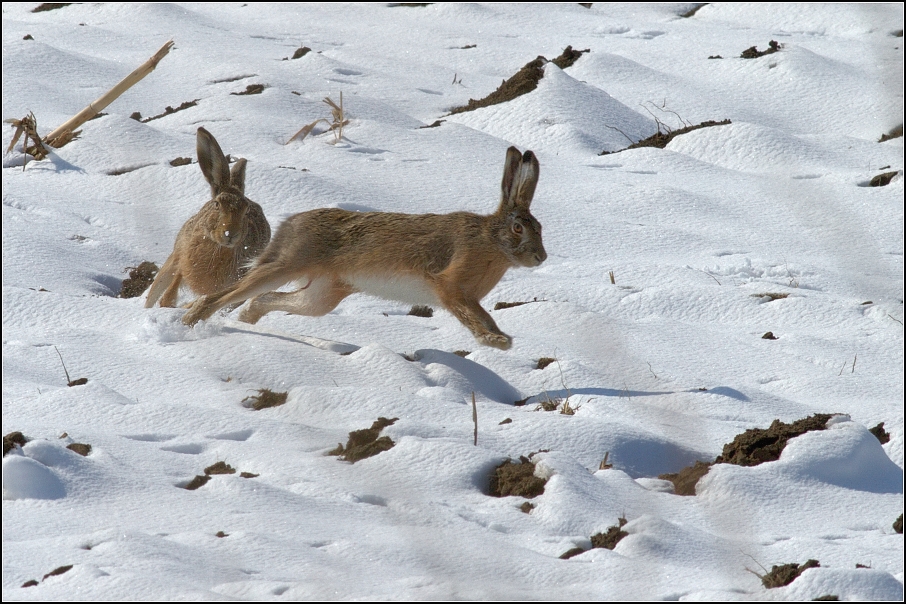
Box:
[182,146,545,350]
[145,127,271,308]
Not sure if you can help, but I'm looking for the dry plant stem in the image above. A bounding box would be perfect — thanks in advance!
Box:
[472,392,478,446]
[43,40,174,147]
[54,346,72,384]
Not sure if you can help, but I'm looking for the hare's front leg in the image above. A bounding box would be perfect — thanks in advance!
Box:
[239,278,353,324]
[436,289,512,350]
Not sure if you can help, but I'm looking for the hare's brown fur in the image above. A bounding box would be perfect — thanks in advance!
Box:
[145,127,270,308]
[183,147,544,349]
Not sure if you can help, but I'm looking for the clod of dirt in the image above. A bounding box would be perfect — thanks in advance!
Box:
[449,47,587,115]
[419,119,445,129]
[118,261,159,299]
[536,357,556,370]
[499,418,513,425]
[559,547,586,559]
[205,461,236,475]
[21,579,39,588]
[762,559,820,588]
[240,472,259,479]
[42,565,73,580]
[495,301,528,310]
[408,305,434,317]
[893,30,904,38]
[513,397,530,407]
[813,596,839,601]
[658,460,712,496]
[869,171,898,187]
[519,501,534,513]
[23,34,34,40]
[856,563,871,569]
[141,100,198,123]
[600,119,731,155]
[578,3,593,9]
[3,431,28,456]
[894,514,903,534]
[33,3,71,12]
[291,46,311,59]
[169,157,192,167]
[488,456,547,498]
[741,40,781,59]
[329,417,399,463]
[762,331,778,340]
[67,377,88,387]
[216,531,228,538]
[66,443,91,456]
[869,422,890,444]
[243,389,288,410]
[752,292,789,301]
[551,45,589,70]
[718,414,833,467]
[391,3,433,6]
[590,518,629,550]
[879,124,903,142]
[453,350,470,357]
[534,396,561,412]
[183,475,211,490]
[660,414,835,495]
[232,84,265,96]
[708,55,723,59]
[681,4,708,18]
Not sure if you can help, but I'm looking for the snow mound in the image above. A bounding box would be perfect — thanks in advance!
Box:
[2,455,66,500]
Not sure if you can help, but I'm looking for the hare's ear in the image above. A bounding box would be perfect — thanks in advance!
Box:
[230,158,247,196]
[196,127,231,196]
[498,147,539,212]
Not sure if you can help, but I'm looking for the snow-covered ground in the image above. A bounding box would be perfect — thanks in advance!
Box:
[2,3,903,600]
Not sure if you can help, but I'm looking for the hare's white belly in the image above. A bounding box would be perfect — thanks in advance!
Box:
[347,274,439,306]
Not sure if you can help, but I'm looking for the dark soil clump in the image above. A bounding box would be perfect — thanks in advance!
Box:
[66,443,91,456]
[453,350,470,357]
[243,389,288,410]
[216,531,228,538]
[21,579,39,588]
[762,331,778,340]
[232,84,265,96]
[894,514,903,534]
[519,501,534,513]
[3,431,28,456]
[419,120,445,129]
[139,100,198,123]
[169,157,192,167]
[488,456,546,498]
[869,422,890,444]
[741,40,781,59]
[590,517,629,550]
[536,357,556,370]
[291,46,311,59]
[762,559,820,588]
[183,475,211,490]
[601,119,731,155]
[717,414,833,466]
[869,171,898,187]
[879,124,903,142]
[330,417,399,463]
[659,460,712,496]
[408,305,433,317]
[240,471,259,479]
[559,547,586,559]
[681,4,708,18]
[42,565,73,580]
[449,47,587,115]
[33,3,71,12]
[205,461,236,475]
[659,414,834,495]
[118,261,158,298]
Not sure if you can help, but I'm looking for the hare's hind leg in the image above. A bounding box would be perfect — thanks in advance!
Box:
[239,278,353,324]
[182,261,301,326]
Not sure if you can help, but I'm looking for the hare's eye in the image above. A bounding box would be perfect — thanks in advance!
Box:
[512,222,524,235]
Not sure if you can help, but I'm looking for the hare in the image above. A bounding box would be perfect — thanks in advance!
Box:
[182,146,545,350]
[145,127,271,308]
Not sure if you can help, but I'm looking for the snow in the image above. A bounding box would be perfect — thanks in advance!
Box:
[2,2,903,600]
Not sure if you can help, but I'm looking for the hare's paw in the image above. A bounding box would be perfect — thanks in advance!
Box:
[237,303,264,324]
[182,296,210,326]
[478,332,512,350]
